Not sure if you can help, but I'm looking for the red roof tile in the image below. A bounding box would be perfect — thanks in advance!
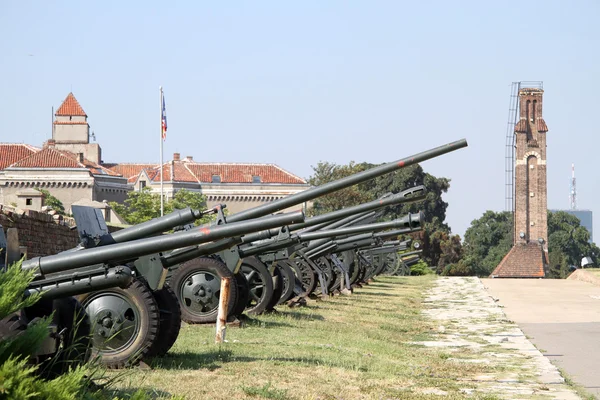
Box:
[55,93,87,117]
[104,161,307,185]
[104,163,157,180]
[185,163,306,184]
[0,144,40,170]
[9,147,120,176]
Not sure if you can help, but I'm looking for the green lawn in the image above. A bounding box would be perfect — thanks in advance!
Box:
[112,276,499,399]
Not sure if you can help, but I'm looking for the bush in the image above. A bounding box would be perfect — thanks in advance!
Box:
[410,260,434,276]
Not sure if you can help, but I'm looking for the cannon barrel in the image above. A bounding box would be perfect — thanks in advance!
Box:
[335,238,376,252]
[238,213,418,258]
[160,139,466,266]
[297,213,421,242]
[21,211,304,276]
[110,206,220,243]
[25,266,134,300]
[304,242,338,259]
[241,186,426,242]
[229,139,466,223]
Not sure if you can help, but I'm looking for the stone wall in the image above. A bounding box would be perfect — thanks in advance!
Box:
[0,205,122,259]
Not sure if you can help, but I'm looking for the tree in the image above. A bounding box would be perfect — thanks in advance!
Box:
[460,211,513,277]
[458,210,600,278]
[36,189,66,215]
[110,188,211,225]
[307,161,453,267]
[306,161,373,216]
[547,211,600,269]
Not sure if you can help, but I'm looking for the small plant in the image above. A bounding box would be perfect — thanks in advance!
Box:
[242,382,293,400]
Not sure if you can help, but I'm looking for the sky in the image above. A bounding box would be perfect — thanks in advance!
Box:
[1,1,599,238]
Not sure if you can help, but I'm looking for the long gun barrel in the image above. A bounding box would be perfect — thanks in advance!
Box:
[297,212,421,242]
[229,140,466,222]
[21,211,304,276]
[241,186,426,242]
[159,139,467,265]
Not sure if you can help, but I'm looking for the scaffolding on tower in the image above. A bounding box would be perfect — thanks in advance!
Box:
[505,81,543,241]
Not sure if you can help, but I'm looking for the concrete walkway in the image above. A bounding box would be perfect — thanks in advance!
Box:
[484,278,600,398]
[421,277,580,399]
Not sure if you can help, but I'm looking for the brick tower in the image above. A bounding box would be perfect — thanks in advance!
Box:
[492,88,548,278]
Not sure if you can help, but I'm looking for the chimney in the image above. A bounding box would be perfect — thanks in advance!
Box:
[185,155,193,162]
[173,153,180,161]
[44,139,56,148]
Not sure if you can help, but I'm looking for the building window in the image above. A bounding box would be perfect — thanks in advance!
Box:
[26,198,32,206]
[140,180,146,189]
[252,175,261,183]
[212,175,221,183]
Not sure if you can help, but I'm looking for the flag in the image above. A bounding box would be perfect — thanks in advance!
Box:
[161,93,168,140]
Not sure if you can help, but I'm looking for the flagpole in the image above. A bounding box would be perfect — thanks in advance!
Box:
[159,86,164,216]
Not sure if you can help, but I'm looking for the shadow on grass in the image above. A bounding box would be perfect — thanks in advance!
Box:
[276,311,325,321]
[153,350,368,372]
[356,291,398,297]
[241,318,296,329]
[151,348,233,371]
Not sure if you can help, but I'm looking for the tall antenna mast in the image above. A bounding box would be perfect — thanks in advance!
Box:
[570,163,577,210]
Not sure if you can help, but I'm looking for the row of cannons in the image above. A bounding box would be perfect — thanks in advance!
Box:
[0,138,467,373]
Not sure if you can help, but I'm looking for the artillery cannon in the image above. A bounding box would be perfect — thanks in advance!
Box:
[3,208,304,369]
[162,139,466,322]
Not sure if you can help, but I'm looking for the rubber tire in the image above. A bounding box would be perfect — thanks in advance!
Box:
[275,261,296,305]
[147,285,181,358]
[264,264,284,312]
[78,278,159,369]
[171,257,238,324]
[230,272,250,318]
[240,257,274,315]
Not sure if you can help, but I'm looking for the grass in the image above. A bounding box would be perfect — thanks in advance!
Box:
[113,276,502,399]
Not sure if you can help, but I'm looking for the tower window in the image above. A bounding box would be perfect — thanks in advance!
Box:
[212,175,221,183]
[26,198,32,206]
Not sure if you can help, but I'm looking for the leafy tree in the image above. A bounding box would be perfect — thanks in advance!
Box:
[307,161,453,266]
[547,211,600,268]
[306,161,373,216]
[110,188,211,226]
[459,211,513,277]
[457,210,600,278]
[36,189,66,215]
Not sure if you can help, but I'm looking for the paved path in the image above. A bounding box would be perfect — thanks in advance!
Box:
[484,279,600,398]
[422,277,580,399]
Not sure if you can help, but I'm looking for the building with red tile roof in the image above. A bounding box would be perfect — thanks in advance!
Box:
[0,93,309,215]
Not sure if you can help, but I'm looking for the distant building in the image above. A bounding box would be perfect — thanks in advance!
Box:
[549,209,593,242]
[0,93,310,215]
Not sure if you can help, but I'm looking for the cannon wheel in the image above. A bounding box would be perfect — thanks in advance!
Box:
[171,257,238,324]
[275,261,296,305]
[230,271,250,318]
[240,257,274,315]
[264,264,284,312]
[289,258,317,297]
[78,278,159,369]
[147,285,181,358]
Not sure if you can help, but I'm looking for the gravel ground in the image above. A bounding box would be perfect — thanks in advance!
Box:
[418,276,581,399]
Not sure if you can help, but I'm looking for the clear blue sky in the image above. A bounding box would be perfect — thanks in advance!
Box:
[1,1,598,238]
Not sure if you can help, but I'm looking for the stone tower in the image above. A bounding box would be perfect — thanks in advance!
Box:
[52,93,102,164]
[492,88,548,278]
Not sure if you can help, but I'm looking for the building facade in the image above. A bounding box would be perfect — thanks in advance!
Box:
[0,93,309,215]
